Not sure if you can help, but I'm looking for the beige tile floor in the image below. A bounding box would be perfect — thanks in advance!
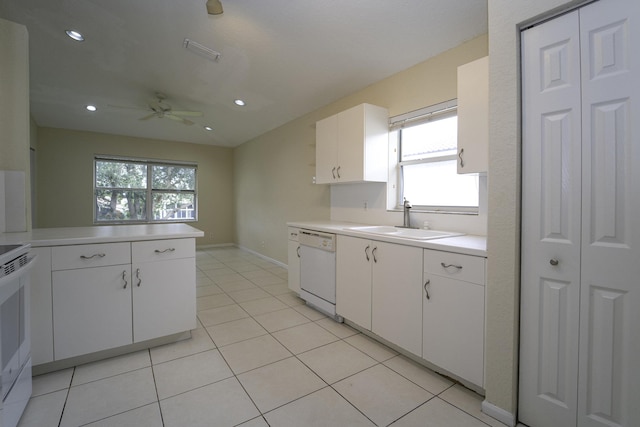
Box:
[18,246,508,427]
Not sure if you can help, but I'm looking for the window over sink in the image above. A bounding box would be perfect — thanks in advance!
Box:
[94,156,197,223]
[389,100,479,212]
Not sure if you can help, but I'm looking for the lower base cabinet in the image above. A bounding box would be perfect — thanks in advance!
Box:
[132,257,196,342]
[423,249,485,387]
[53,265,132,360]
[336,235,486,388]
[371,242,423,357]
[40,238,196,364]
[422,275,484,386]
[336,236,423,357]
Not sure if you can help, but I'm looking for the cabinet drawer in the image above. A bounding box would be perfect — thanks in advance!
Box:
[52,243,131,271]
[423,249,485,285]
[132,238,195,263]
[288,227,300,242]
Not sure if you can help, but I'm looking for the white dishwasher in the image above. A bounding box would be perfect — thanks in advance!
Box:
[298,230,341,320]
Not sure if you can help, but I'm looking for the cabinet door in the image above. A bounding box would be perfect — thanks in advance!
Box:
[315,114,338,183]
[336,236,372,330]
[338,104,389,183]
[423,275,484,387]
[52,265,132,360]
[30,247,54,365]
[457,56,488,174]
[337,104,366,182]
[132,257,196,343]
[371,242,422,356]
[287,240,301,294]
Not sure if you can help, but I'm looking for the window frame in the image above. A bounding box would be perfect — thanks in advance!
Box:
[93,155,198,224]
[389,100,479,214]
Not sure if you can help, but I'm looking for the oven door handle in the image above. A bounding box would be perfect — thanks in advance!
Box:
[0,255,38,292]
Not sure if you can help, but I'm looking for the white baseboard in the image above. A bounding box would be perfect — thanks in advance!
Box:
[235,245,288,269]
[481,400,516,427]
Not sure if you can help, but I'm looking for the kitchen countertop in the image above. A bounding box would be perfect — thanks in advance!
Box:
[0,223,204,247]
[287,220,486,257]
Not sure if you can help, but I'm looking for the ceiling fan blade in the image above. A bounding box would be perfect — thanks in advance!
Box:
[138,113,157,121]
[165,113,195,125]
[170,110,203,117]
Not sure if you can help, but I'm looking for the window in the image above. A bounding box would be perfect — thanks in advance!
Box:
[391,101,479,211]
[94,157,197,223]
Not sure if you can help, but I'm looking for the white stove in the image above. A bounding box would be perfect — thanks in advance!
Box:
[0,243,34,427]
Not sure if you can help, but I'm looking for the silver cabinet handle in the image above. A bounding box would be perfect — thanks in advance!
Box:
[80,253,106,260]
[332,167,337,179]
[136,268,142,287]
[122,270,128,289]
[372,247,378,263]
[441,262,463,270]
[458,148,464,168]
[550,259,559,266]
[365,245,370,261]
[155,248,175,254]
[296,245,300,258]
[424,279,431,300]
[336,166,341,179]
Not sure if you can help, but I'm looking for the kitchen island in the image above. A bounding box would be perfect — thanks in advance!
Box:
[0,224,204,373]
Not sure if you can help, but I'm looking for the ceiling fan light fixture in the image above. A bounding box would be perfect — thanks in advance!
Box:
[204,126,214,131]
[85,104,97,112]
[206,0,223,15]
[234,99,246,106]
[65,29,84,41]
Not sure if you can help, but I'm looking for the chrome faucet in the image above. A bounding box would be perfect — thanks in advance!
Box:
[402,198,412,228]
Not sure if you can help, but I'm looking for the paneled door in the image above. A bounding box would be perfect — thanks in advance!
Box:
[520,1,640,426]
[520,10,582,426]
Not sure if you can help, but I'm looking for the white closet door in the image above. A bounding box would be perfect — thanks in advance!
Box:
[519,10,583,427]
[578,1,640,426]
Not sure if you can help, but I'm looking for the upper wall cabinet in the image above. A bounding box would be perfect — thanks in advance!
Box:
[457,56,488,174]
[316,103,389,184]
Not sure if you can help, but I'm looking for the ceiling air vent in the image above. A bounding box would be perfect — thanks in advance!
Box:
[183,38,221,62]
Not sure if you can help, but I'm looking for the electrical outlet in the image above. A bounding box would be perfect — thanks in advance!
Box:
[363,201,368,210]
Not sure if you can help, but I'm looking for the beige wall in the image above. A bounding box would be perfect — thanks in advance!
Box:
[234,34,488,263]
[36,127,235,246]
[485,0,591,419]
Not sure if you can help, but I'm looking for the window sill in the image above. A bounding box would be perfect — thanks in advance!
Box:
[388,208,479,216]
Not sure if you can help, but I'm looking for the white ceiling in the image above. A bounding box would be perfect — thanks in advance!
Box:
[0,0,487,148]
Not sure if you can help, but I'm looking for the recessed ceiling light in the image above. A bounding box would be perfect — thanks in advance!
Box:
[65,29,84,42]
[204,126,214,131]
[234,99,246,106]
[86,105,97,112]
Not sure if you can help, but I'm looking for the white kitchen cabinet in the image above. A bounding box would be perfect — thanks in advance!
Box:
[371,242,423,357]
[52,265,132,360]
[336,235,373,330]
[131,239,196,342]
[422,249,485,387]
[30,247,53,365]
[337,235,423,356]
[457,56,488,174]
[287,228,301,294]
[40,237,196,363]
[315,103,389,184]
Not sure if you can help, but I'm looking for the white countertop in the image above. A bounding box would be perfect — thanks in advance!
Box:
[287,220,487,257]
[0,224,204,247]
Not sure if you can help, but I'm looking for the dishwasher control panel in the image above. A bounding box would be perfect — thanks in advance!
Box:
[298,230,336,252]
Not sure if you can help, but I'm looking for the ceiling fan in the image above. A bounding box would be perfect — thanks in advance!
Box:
[111,92,203,126]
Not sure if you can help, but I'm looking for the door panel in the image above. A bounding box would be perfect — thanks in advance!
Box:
[519,10,582,427]
[578,1,640,426]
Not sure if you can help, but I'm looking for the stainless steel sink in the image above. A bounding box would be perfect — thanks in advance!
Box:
[346,225,464,240]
